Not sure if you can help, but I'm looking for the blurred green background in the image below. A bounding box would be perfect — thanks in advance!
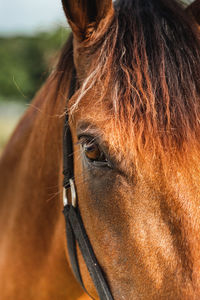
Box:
[0,28,70,102]
[0,0,72,153]
[0,27,70,153]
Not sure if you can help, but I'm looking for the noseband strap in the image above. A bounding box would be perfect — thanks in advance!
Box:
[62,72,113,300]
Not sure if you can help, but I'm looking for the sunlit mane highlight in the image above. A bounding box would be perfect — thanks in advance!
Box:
[57,0,200,173]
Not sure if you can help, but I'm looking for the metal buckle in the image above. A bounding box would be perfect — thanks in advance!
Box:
[63,178,77,207]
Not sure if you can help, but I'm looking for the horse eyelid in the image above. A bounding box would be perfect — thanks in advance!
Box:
[77,134,98,143]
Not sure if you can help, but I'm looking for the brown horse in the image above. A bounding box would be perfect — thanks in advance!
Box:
[1,0,200,299]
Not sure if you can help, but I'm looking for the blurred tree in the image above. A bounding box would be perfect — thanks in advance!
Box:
[0,27,70,102]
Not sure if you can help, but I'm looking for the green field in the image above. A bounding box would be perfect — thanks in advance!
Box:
[0,102,26,154]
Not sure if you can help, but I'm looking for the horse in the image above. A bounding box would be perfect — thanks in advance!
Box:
[0,0,200,299]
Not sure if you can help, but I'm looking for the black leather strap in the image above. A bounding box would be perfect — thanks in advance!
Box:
[63,205,113,300]
[64,205,83,287]
[63,70,76,189]
[63,123,73,188]
[62,70,113,300]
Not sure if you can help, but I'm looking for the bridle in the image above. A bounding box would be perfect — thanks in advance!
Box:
[62,73,114,300]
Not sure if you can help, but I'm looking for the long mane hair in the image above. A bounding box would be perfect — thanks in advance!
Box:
[56,0,200,177]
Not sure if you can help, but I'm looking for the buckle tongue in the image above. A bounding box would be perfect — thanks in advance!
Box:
[63,178,77,207]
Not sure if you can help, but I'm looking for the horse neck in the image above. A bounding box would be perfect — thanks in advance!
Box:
[0,74,85,299]
[0,74,64,230]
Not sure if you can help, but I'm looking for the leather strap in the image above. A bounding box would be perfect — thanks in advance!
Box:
[62,69,114,300]
[63,70,76,189]
[63,205,113,300]
[64,205,83,287]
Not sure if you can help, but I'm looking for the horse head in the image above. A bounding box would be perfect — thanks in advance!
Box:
[60,0,200,299]
[0,0,200,299]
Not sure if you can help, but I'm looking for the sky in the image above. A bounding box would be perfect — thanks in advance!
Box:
[0,0,67,35]
[0,0,194,36]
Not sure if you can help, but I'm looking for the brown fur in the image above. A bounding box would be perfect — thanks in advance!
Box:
[0,71,89,299]
[1,0,200,299]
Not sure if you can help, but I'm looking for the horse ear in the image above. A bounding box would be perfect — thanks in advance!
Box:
[186,0,200,25]
[62,0,114,40]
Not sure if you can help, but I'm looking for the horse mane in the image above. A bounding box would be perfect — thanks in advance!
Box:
[57,0,200,176]
[2,0,199,209]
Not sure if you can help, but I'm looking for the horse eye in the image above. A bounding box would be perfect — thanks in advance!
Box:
[83,142,107,163]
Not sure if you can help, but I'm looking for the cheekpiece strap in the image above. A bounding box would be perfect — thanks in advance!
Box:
[63,204,113,300]
[62,71,113,300]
